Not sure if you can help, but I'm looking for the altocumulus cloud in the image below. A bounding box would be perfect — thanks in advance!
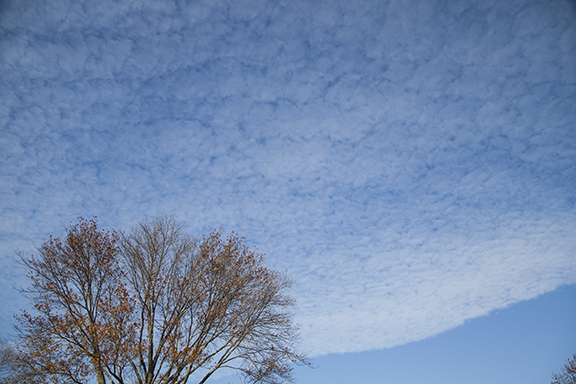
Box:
[0,0,575,356]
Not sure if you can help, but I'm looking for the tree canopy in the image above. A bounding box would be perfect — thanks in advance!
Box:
[10,216,307,384]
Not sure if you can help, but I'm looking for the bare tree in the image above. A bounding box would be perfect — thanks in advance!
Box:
[11,216,307,384]
[552,354,576,384]
[119,215,307,384]
[0,339,17,380]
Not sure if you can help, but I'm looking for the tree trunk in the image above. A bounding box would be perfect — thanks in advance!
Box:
[95,368,106,384]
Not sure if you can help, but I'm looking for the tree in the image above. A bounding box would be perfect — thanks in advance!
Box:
[0,339,17,381]
[11,216,307,384]
[12,217,136,384]
[552,354,576,384]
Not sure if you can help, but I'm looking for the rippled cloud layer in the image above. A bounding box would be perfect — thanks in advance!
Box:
[1,0,575,356]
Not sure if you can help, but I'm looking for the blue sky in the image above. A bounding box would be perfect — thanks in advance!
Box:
[0,0,575,383]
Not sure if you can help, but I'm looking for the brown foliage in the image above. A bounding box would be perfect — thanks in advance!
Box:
[552,354,576,384]
[12,218,136,384]
[11,216,307,384]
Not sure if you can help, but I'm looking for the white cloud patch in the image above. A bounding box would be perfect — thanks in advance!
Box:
[0,0,575,356]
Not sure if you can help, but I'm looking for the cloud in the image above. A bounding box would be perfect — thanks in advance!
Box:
[0,0,575,356]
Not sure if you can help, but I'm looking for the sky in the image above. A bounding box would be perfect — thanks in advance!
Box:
[0,0,575,383]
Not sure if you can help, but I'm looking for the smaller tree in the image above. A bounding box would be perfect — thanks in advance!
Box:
[552,354,576,384]
[0,339,17,380]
